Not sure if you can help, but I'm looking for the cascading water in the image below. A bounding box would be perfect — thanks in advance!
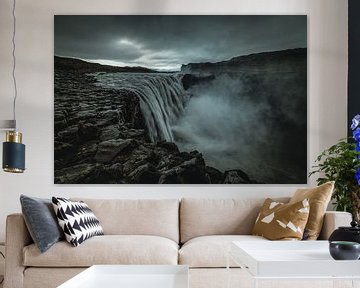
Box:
[93,72,189,142]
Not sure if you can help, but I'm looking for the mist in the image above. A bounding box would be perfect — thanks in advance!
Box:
[172,73,306,183]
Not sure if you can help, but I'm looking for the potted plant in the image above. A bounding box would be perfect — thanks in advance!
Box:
[310,115,360,222]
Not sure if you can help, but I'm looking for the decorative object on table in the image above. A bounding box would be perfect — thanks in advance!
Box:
[1,0,25,173]
[20,195,64,253]
[52,197,104,247]
[329,241,360,260]
[252,198,310,240]
[54,15,307,184]
[310,114,360,222]
[289,181,334,240]
[329,220,360,244]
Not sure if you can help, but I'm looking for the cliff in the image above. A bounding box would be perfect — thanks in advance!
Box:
[54,56,157,74]
[181,48,306,74]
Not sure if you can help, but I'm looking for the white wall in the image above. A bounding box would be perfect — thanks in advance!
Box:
[0,0,348,242]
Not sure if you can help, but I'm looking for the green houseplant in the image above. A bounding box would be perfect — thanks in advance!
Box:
[310,115,360,222]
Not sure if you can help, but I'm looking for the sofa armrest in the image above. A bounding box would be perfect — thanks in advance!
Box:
[4,214,32,288]
[318,211,352,240]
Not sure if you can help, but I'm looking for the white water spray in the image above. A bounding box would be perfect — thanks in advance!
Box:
[94,72,188,142]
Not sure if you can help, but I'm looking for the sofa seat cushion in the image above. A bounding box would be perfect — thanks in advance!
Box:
[179,235,267,268]
[23,235,178,267]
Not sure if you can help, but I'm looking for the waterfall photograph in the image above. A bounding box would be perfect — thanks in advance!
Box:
[54,15,307,184]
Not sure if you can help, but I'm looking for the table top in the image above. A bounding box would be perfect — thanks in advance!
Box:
[58,265,189,288]
[231,240,360,278]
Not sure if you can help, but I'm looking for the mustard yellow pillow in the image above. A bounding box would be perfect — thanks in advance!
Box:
[289,181,334,240]
[252,198,310,240]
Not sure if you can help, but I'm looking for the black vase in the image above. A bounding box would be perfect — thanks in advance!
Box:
[328,221,360,244]
[329,241,360,260]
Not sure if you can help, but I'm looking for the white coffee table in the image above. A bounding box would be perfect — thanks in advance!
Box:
[228,241,360,288]
[58,265,189,288]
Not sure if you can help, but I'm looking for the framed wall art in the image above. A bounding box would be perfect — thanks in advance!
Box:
[54,15,307,184]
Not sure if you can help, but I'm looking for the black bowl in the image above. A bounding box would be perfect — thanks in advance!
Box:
[329,241,360,260]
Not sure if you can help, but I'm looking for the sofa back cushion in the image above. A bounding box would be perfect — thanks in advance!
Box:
[180,198,289,243]
[72,198,179,243]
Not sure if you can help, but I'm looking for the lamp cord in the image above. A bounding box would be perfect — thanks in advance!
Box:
[11,0,17,129]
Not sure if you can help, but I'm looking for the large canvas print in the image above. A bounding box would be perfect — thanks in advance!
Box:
[54,15,307,184]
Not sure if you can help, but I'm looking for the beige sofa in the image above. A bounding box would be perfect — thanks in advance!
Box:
[4,198,352,288]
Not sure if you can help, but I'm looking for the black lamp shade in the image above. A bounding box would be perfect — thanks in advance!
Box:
[3,141,25,173]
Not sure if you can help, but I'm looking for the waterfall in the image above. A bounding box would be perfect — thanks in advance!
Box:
[93,73,189,142]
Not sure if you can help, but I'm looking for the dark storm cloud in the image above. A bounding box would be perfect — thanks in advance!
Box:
[54,15,306,70]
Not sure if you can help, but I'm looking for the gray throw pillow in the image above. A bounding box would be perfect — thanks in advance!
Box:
[20,195,64,253]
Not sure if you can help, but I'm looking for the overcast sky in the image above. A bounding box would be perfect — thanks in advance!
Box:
[55,15,307,71]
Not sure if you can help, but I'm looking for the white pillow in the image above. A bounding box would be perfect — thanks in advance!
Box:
[52,197,103,246]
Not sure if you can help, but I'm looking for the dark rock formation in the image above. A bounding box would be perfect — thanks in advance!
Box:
[205,166,224,184]
[127,163,160,184]
[181,74,215,90]
[223,170,255,184]
[95,139,136,164]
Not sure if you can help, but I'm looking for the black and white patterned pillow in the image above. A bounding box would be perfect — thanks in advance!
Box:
[52,197,104,247]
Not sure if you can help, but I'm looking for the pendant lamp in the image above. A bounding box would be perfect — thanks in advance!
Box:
[1,0,26,173]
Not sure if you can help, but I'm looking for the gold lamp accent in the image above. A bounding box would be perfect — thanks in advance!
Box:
[6,131,22,143]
